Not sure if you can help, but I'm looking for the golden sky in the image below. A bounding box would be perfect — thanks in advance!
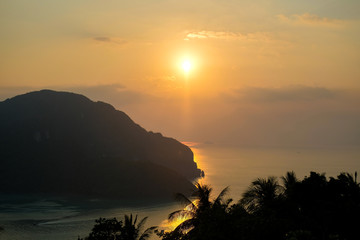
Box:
[1,0,360,146]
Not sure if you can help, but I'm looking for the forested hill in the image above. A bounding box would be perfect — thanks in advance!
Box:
[0,90,201,200]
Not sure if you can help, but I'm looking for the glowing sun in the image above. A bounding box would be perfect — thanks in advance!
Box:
[182,60,192,73]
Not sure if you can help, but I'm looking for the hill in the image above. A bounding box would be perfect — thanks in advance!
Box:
[0,90,201,200]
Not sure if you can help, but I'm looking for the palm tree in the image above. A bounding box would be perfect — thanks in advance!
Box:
[281,171,299,199]
[240,176,282,213]
[168,183,232,235]
[282,171,298,191]
[279,171,302,226]
[336,172,359,187]
[121,214,157,240]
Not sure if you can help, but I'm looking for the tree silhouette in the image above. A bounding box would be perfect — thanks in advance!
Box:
[79,171,360,240]
[327,172,360,240]
[80,217,123,240]
[281,171,298,197]
[78,215,156,240]
[166,183,232,240]
[122,214,157,240]
[240,176,282,213]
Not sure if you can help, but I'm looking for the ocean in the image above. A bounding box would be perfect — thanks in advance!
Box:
[1,144,359,240]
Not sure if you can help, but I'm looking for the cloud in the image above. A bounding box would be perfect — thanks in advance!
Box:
[93,37,112,42]
[216,86,360,147]
[2,85,359,147]
[185,31,271,42]
[230,85,336,103]
[277,13,345,27]
[92,36,127,45]
[145,75,183,92]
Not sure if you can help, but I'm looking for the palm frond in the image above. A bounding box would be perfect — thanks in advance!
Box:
[281,171,298,188]
[134,214,138,225]
[225,198,233,207]
[175,193,194,207]
[168,209,194,221]
[214,186,230,204]
[136,216,148,231]
[173,218,195,233]
[355,171,358,184]
[139,226,157,240]
[240,176,281,213]
[124,214,131,225]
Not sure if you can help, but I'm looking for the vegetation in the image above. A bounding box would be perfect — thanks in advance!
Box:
[80,171,359,240]
[78,214,157,240]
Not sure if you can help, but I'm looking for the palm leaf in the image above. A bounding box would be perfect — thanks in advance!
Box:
[139,226,157,240]
[214,186,230,205]
[173,218,195,233]
[136,216,148,231]
[175,193,195,207]
[168,209,194,221]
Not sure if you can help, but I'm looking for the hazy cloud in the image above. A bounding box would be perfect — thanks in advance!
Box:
[145,75,184,93]
[93,37,112,42]
[277,13,345,27]
[230,85,336,103]
[185,31,271,42]
[92,36,127,45]
[215,86,360,147]
[1,85,359,147]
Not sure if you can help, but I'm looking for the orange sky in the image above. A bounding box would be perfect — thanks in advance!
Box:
[1,0,360,147]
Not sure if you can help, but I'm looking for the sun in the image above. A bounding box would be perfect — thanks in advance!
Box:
[182,60,192,73]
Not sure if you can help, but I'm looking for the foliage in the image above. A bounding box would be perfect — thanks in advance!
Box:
[78,215,157,240]
[80,171,360,240]
[165,183,232,240]
[85,217,123,240]
[240,176,282,213]
[122,214,157,240]
[160,171,360,240]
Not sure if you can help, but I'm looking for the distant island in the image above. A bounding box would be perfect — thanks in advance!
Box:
[0,90,202,201]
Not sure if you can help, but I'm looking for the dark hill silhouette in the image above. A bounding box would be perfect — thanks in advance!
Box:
[0,90,201,200]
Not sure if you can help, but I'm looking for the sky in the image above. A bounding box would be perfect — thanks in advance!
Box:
[1,0,360,147]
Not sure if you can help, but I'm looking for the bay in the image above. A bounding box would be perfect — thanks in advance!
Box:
[1,144,359,240]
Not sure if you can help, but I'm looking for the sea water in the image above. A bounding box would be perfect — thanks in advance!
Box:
[194,144,360,199]
[1,145,359,240]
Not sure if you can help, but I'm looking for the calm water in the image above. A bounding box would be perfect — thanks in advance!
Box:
[194,144,360,199]
[1,145,359,240]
